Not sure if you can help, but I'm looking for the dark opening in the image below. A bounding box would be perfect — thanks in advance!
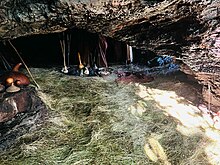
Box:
[1,29,130,68]
[0,28,179,77]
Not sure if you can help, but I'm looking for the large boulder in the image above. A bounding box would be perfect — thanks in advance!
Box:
[0,87,48,151]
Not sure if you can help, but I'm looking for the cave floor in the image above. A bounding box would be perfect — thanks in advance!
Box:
[0,67,220,165]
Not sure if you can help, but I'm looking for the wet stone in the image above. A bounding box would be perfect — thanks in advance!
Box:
[0,87,48,151]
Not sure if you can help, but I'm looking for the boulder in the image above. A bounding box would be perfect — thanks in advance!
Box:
[0,87,48,151]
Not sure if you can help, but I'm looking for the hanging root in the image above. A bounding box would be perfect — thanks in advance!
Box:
[66,33,71,67]
[60,32,68,73]
[8,40,40,89]
[78,52,84,69]
[208,83,211,111]
[0,55,12,70]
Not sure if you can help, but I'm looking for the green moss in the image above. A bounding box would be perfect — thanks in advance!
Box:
[0,68,209,165]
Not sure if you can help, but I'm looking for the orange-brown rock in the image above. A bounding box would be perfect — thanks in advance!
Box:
[0,63,30,87]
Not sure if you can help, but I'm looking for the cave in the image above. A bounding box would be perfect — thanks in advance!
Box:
[0,28,174,77]
[0,0,220,164]
[0,0,217,109]
[7,29,128,67]
[0,28,158,68]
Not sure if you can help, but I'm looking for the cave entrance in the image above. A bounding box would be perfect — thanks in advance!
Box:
[1,29,130,69]
[0,29,211,165]
[0,28,163,72]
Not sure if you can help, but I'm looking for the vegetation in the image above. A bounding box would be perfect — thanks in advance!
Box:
[0,67,215,165]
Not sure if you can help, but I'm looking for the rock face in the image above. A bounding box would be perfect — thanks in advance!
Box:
[0,0,219,108]
[0,87,48,151]
[0,90,31,122]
